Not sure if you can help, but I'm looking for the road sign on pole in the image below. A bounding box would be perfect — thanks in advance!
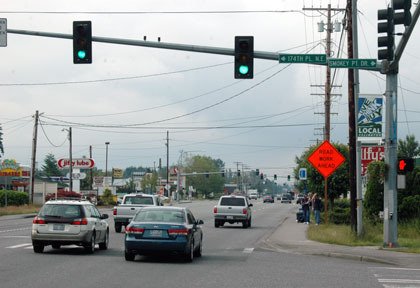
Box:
[308,141,346,178]
[279,54,327,64]
[298,168,307,180]
[328,58,377,68]
[0,18,7,47]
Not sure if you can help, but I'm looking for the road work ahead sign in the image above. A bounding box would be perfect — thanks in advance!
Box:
[308,141,346,178]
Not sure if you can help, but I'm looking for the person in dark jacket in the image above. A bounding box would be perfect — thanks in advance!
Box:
[312,193,322,225]
[301,195,310,224]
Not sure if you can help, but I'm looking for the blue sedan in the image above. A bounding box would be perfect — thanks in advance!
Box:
[124,206,204,262]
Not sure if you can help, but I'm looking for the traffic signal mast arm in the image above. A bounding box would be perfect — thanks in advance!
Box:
[7,28,277,60]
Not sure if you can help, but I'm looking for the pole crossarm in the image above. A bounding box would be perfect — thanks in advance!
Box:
[7,28,278,61]
[180,171,224,177]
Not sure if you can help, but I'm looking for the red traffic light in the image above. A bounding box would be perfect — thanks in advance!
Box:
[397,158,415,173]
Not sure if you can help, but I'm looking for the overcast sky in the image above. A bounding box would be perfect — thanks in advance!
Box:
[0,0,419,181]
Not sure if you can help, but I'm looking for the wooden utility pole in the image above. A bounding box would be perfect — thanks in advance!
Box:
[30,110,40,204]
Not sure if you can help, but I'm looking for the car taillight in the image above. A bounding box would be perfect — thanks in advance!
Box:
[242,208,248,215]
[72,218,88,225]
[213,207,217,213]
[113,208,117,216]
[125,226,145,235]
[33,216,46,224]
[168,228,189,236]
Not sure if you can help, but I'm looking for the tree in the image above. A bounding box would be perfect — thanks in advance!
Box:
[398,134,420,158]
[0,125,4,160]
[294,142,349,208]
[141,172,159,194]
[364,161,385,221]
[184,155,225,198]
[41,153,62,177]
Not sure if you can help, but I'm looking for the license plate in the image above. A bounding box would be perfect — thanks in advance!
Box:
[149,230,162,237]
[53,224,65,231]
[226,216,234,220]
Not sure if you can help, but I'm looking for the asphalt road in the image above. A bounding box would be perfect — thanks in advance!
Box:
[0,199,417,288]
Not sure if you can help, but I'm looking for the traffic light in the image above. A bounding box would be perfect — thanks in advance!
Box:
[397,158,415,174]
[237,170,241,177]
[73,21,92,64]
[234,36,254,79]
[287,175,291,181]
[377,7,394,61]
[393,0,412,27]
[274,174,277,180]
[221,170,225,177]
[255,169,259,176]
[205,172,209,178]
[260,173,264,180]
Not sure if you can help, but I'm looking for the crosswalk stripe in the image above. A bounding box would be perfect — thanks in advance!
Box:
[243,248,254,253]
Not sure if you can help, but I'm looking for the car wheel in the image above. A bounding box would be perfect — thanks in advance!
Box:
[194,237,202,257]
[242,220,249,229]
[115,223,122,233]
[84,233,96,254]
[52,244,61,249]
[214,220,220,228]
[33,242,44,253]
[184,241,194,262]
[125,250,135,261]
[99,230,109,250]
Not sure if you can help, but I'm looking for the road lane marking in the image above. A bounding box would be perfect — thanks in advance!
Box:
[0,227,31,233]
[243,248,254,253]
[6,243,32,249]
[378,279,420,284]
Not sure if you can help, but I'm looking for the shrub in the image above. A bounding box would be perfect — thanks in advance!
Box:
[329,199,350,224]
[398,195,420,221]
[0,190,29,207]
[100,189,115,205]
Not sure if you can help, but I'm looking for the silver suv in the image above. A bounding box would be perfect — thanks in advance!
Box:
[31,199,109,254]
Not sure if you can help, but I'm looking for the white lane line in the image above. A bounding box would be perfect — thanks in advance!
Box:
[371,267,420,271]
[0,227,31,233]
[6,243,32,249]
[378,279,420,284]
[243,248,254,253]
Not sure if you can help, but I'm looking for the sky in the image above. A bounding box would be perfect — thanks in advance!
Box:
[0,0,419,181]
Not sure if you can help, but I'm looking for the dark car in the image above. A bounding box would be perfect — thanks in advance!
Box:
[124,206,204,262]
[280,194,292,203]
[263,195,274,203]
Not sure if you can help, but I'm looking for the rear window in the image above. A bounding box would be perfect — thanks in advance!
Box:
[220,197,246,206]
[39,204,82,218]
[124,196,154,205]
[133,209,185,223]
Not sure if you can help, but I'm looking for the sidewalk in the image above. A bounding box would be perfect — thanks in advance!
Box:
[262,209,420,268]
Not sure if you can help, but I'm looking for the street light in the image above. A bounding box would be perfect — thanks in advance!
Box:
[105,142,110,178]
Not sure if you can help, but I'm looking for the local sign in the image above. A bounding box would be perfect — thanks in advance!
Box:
[308,141,346,178]
[57,158,95,169]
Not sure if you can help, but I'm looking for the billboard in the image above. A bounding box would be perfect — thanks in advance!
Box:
[361,146,385,176]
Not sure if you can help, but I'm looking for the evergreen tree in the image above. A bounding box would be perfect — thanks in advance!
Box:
[41,153,62,177]
[0,125,4,159]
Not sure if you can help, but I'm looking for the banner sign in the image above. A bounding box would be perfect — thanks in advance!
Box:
[112,168,123,179]
[357,95,383,138]
[361,146,385,176]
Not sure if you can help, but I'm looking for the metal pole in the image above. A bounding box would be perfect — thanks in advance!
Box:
[325,4,332,141]
[166,131,169,199]
[105,142,110,177]
[384,72,398,247]
[69,127,73,193]
[324,177,328,224]
[89,145,93,190]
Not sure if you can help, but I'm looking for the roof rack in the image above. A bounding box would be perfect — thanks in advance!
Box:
[48,197,86,202]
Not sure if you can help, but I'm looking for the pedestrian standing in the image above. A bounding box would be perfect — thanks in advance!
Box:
[302,194,310,224]
[313,193,322,225]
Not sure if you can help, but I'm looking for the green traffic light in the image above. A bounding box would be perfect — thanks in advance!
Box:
[239,65,249,75]
[77,50,87,59]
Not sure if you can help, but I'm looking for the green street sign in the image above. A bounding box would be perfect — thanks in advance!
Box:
[328,58,377,68]
[279,54,327,64]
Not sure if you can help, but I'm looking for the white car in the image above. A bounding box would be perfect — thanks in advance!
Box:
[31,199,109,254]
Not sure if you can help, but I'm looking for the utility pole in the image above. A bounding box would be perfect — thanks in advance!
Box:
[89,145,93,190]
[166,131,169,199]
[30,110,40,204]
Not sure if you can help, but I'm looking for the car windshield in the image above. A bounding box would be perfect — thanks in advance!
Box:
[133,209,185,223]
[124,196,153,205]
[220,197,245,206]
[39,204,82,218]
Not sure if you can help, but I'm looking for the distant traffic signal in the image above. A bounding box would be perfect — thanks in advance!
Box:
[255,169,259,176]
[234,36,254,79]
[274,174,277,180]
[205,172,209,178]
[73,21,92,64]
[397,158,415,174]
[237,170,241,177]
[260,173,264,180]
[287,175,291,181]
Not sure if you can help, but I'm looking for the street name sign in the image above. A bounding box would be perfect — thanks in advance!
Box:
[279,54,327,64]
[328,58,377,68]
[308,141,346,178]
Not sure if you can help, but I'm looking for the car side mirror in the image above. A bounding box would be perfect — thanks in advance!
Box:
[196,219,204,225]
[249,203,253,207]
[101,214,109,219]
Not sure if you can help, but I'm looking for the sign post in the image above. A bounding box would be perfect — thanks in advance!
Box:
[308,141,346,224]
